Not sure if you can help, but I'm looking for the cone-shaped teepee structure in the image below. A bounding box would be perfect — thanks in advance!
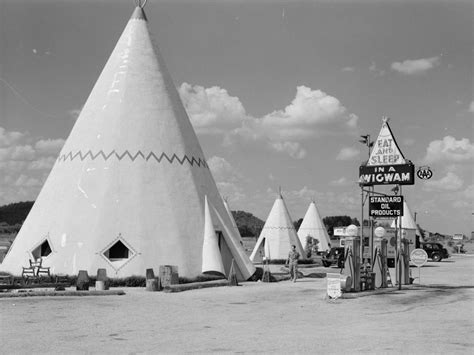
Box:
[202,196,225,276]
[297,201,331,252]
[250,194,305,261]
[0,5,255,280]
[391,200,423,240]
[223,198,243,245]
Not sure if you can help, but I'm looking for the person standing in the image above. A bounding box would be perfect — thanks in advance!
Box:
[286,244,300,282]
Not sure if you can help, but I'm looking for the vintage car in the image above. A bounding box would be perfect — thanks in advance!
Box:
[421,242,450,262]
[322,247,345,268]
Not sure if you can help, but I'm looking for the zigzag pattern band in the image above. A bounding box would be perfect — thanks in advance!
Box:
[263,226,297,230]
[57,150,208,168]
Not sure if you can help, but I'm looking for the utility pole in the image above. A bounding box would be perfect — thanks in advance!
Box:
[359,134,375,264]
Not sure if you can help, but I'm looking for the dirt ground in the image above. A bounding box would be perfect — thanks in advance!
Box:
[1,255,473,354]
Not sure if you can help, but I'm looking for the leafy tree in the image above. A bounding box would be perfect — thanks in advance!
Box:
[232,210,264,239]
[303,236,319,258]
[323,216,358,236]
[0,201,34,226]
[293,218,303,231]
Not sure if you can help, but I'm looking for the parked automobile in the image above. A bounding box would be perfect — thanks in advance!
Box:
[322,247,345,268]
[421,242,450,262]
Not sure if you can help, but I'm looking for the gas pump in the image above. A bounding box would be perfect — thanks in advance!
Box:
[372,236,388,288]
[396,238,411,285]
[400,239,411,285]
[343,235,361,292]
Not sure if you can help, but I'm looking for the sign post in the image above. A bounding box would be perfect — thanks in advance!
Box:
[410,248,428,284]
[327,273,342,299]
[358,117,415,290]
[453,234,463,254]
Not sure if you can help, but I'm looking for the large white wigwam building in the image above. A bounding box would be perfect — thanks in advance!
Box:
[297,201,331,253]
[1,5,255,280]
[250,194,305,261]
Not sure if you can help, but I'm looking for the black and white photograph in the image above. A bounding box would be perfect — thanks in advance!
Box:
[0,0,473,353]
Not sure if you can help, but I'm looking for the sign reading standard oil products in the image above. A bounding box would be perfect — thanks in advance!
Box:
[369,195,404,218]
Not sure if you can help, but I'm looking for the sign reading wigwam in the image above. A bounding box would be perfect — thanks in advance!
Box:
[359,164,415,185]
[359,118,415,186]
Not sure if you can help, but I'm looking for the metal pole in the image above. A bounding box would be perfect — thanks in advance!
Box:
[360,134,371,266]
[398,185,402,290]
[360,186,364,265]
[370,186,374,264]
[394,209,398,288]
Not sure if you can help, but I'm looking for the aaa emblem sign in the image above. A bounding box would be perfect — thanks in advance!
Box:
[416,166,433,180]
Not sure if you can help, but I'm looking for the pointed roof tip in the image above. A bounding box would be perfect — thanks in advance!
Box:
[131,6,147,21]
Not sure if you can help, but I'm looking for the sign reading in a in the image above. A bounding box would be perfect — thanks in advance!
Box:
[369,195,404,218]
[359,164,415,185]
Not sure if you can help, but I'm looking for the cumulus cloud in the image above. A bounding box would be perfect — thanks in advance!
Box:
[215,181,246,202]
[423,172,464,191]
[35,138,65,155]
[181,84,359,159]
[259,86,358,140]
[329,177,352,186]
[369,62,385,76]
[14,174,42,188]
[269,141,307,159]
[423,136,474,163]
[280,186,319,201]
[452,184,474,209]
[207,156,246,202]
[274,186,360,218]
[0,127,24,147]
[0,126,64,205]
[391,56,440,75]
[207,156,242,182]
[28,156,57,170]
[336,147,360,160]
[469,101,474,113]
[342,67,355,72]
[179,83,246,134]
[0,145,35,161]
[68,109,82,118]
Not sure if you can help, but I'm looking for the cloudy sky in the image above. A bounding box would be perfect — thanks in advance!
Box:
[0,0,472,236]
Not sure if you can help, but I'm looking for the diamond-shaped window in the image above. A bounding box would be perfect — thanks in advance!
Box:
[31,240,52,259]
[103,240,131,261]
